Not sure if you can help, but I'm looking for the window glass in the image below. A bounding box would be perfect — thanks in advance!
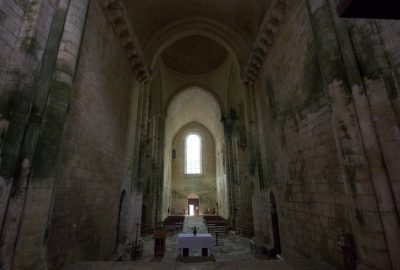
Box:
[186,133,201,174]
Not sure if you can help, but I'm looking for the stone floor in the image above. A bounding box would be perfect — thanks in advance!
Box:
[62,230,337,270]
[139,216,255,262]
[63,223,292,269]
[141,230,256,262]
[63,260,292,270]
[63,216,338,270]
[182,216,208,233]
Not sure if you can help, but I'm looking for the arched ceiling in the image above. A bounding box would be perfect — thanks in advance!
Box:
[125,0,270,51]
[161,35,229,74]
[165,87,224,149]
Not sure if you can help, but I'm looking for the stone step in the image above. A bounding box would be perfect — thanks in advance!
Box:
[183,216,208,233]
[62,260,293,270]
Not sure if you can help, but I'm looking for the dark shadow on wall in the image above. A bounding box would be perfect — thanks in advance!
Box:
[116,190,128,249]
[270,192,281,255]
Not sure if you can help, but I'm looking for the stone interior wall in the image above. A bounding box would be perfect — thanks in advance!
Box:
[253,1,351,267]
[46,2,140,269]
[0,0,26,113]
[2,1,398,269]
[343,18,400,269]
[250,1,400,269]
[0,0,55,113]
[0,0,57,227]
[373,20,400,120]
[348,19,400,216]
[170,123,217,215]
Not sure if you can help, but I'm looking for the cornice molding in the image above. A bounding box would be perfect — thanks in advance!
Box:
[101,0,151,82]
[242,0,287,86]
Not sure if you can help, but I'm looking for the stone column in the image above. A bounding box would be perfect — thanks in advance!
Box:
[231,121,242,225]
[222,116,236,227]
[128,81,150,241]
[1,0,63,262]
[244,84,269,243]
[10,1,90,269]
[145,113,162,228]
[306,0,400,269]
[155,113,166,225]
[0,0,60,232]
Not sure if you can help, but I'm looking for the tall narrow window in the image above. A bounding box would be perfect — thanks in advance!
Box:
[186,133,202,174]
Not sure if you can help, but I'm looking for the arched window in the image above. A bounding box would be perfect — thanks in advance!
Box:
[185,133,202,174]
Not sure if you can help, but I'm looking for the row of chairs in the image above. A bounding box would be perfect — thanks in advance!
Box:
[158,215,254,236]
[203,215,229,234]
[235,222,254,236]
[160,215,184,232]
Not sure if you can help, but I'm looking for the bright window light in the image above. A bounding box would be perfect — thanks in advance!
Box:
[186,133,201,174]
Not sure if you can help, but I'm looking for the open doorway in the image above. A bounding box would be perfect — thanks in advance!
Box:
[270,192,281,255]
[187,193,200,216]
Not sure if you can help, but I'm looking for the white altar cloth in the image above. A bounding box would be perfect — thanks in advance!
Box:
[177,233,214,249]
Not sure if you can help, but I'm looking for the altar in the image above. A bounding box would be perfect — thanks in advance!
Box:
[177,233,214,256]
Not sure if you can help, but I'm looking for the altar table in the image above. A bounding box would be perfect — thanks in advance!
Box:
[177,233,214,256]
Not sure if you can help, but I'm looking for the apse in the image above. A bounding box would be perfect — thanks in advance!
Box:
[162,87,229,219]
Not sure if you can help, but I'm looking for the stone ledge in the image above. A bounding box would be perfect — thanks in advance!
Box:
[242,0,288,86]
[101,0,150,82]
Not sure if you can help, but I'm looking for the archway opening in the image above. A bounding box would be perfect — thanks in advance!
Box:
[270,192,281,255]
[187,193,200,216]
[116,191,128,249]
[162,88,228,219]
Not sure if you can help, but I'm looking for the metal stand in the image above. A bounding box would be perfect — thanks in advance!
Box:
[215,232,220,246]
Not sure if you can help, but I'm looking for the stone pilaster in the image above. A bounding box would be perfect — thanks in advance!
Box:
[306,0,399,268]
[9,1,90,269]
[0,1,77,269]
[0,0,59,231]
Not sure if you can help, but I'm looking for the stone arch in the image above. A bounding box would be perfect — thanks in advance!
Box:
[144,16,247,70]
[163,84,227,118]
[171,121,216,149]
[188,192,200,199]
